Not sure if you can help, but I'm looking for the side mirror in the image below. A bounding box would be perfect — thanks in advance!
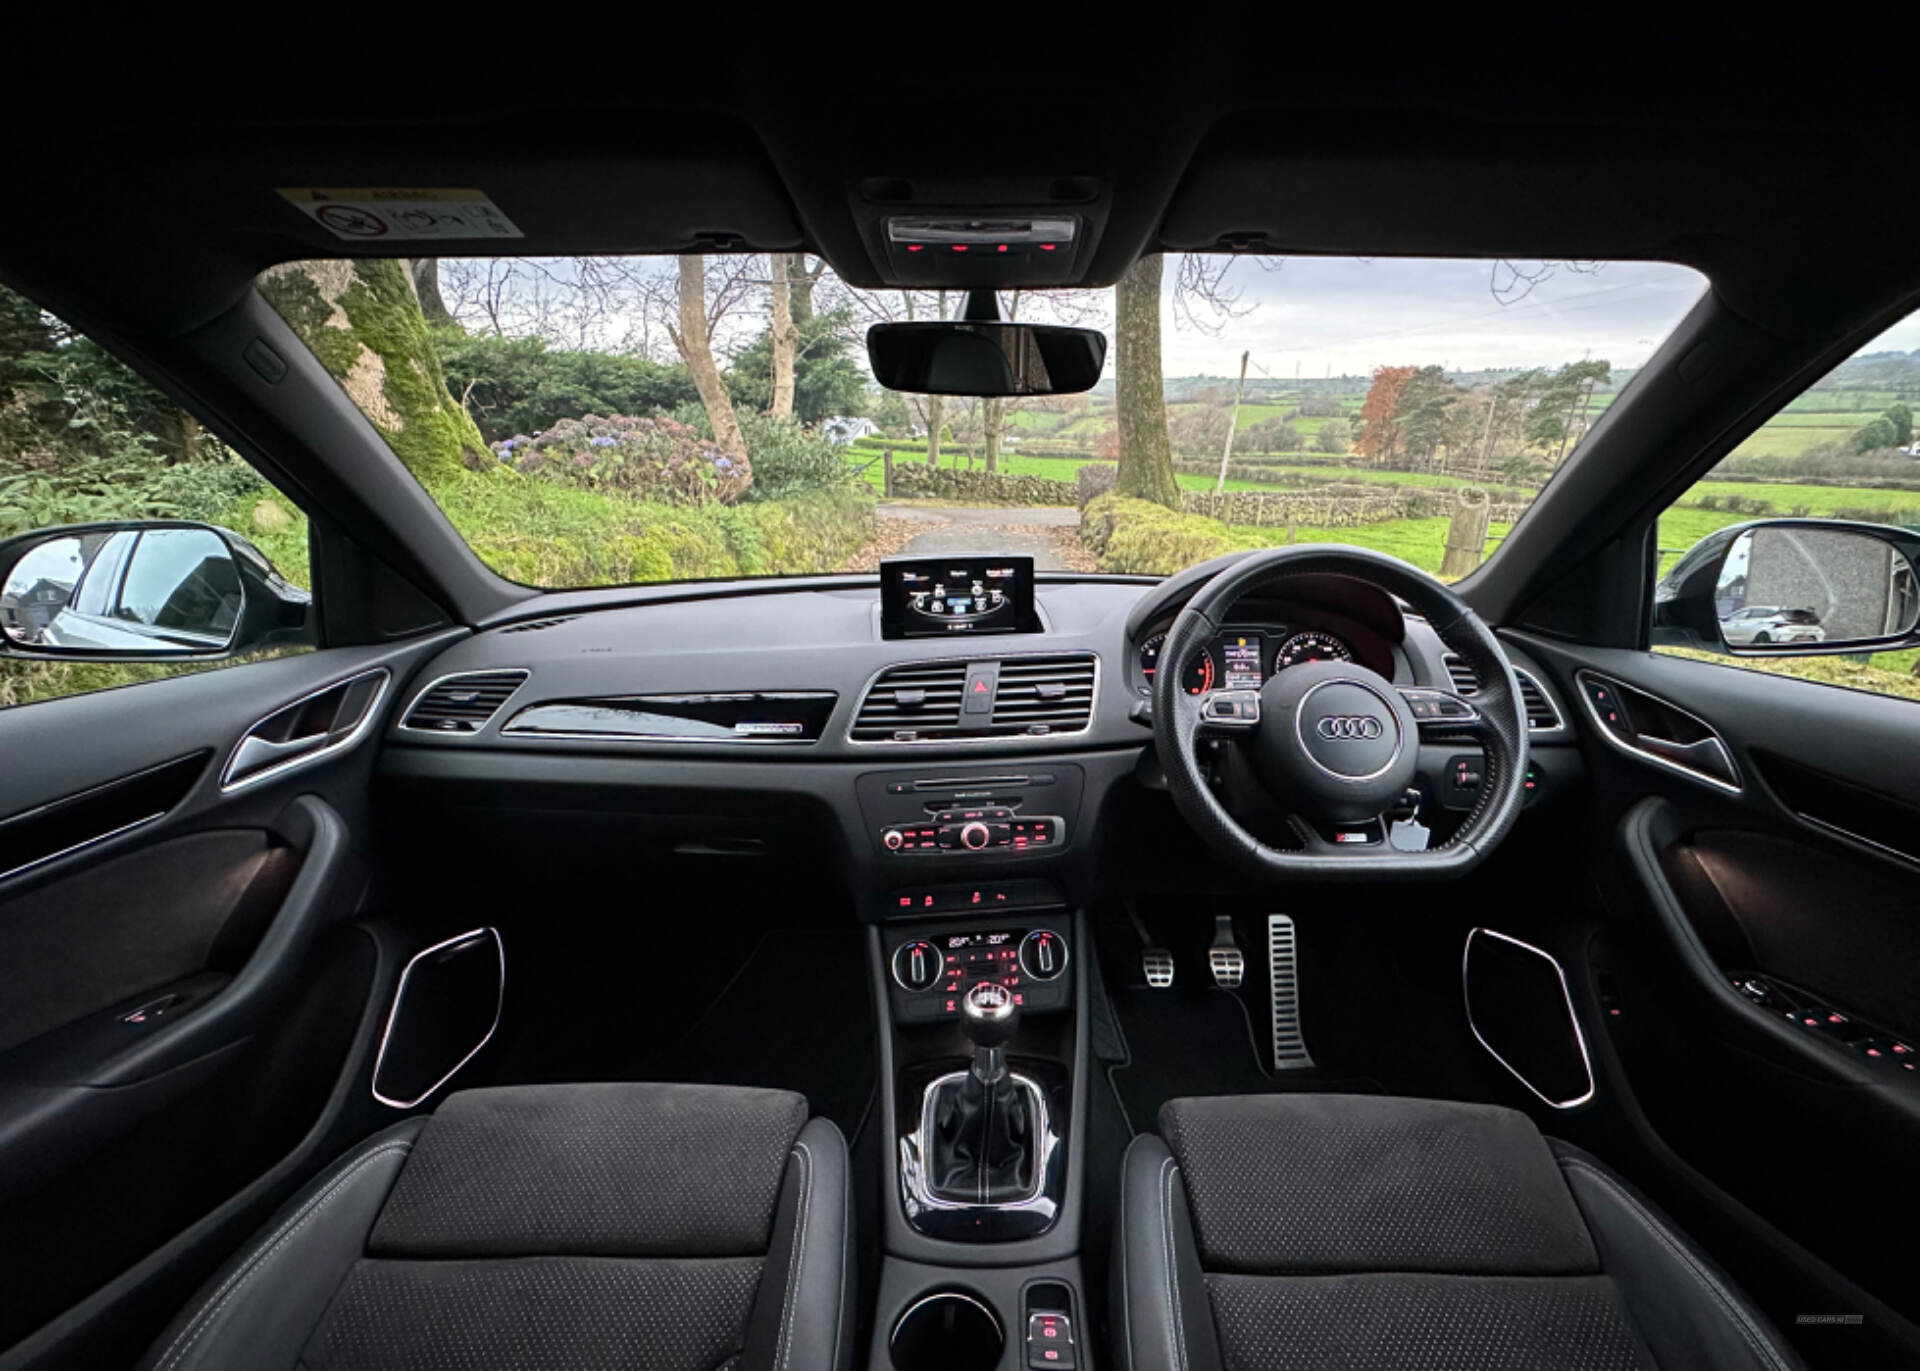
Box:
[1654,518,1920,656]
[0,521,310,661]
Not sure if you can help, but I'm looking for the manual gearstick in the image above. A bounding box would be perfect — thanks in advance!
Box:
[960,980,1019,1085]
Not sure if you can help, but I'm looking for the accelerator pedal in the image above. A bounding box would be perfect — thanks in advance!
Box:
[1267,913,1314,1070]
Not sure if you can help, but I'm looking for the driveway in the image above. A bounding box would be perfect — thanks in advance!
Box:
[875,503,1087,570]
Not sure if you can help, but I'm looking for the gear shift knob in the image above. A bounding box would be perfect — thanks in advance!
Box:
[961,981,1019,1083]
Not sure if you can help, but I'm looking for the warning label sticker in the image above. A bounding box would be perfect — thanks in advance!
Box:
[277,188,523,242]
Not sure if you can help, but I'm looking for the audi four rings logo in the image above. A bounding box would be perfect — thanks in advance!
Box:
[1316,715,1384,740]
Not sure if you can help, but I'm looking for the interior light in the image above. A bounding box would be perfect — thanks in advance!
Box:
[1039,243,1057,251]
[997,244,1008,253]
[906,244,923,253]
[952,244,969,252]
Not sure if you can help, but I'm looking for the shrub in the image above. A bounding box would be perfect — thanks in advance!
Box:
[736,414,853,501]
[500,413,751,504]
[1078,494,1266,573]
[1315,418,1353,454]
[1076,462,1117,506]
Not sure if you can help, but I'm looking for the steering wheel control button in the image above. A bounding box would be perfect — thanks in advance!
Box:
[1199,688,1261,729]
[1020,929,1068,980]
[891,940,943,992]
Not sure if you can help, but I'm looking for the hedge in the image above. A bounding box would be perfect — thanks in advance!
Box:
[886,464,1078,505]
[1078,494,1268,573]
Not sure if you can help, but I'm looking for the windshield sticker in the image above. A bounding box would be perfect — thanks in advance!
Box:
[277,188,523,241]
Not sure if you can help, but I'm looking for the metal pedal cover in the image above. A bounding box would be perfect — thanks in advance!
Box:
[1267,914,1314,1069]
[1142,948,1175,988]
[1208,914,1245,988]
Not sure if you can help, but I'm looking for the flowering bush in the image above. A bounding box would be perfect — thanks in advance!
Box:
[494,413,752,504]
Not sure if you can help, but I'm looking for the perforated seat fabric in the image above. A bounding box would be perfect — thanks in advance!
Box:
[1117,1094,1805,1371]
[137,1083,853,1371]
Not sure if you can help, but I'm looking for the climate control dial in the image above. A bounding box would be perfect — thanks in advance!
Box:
[1019,929,1069,981]
[891,940,943,992]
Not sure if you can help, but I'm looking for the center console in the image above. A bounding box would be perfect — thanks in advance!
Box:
[869,886,1093,1368]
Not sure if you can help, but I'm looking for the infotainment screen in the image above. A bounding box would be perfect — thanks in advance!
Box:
[880,555,1038,639]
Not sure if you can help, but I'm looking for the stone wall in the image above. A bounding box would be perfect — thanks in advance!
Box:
[886,464,1078,505]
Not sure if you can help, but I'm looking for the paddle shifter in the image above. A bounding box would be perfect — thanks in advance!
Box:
[924,980,1039,1205]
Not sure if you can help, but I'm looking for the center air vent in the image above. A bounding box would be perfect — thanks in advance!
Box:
[1442,655,1561,732]
[851,662,967,740]
[402,670,529,735]
[851,654,1099,742]
[991,654,1097,736]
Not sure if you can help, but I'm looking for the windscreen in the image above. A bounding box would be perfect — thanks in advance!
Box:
[256,255,1711,588]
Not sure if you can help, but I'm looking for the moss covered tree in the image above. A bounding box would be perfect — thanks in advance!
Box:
[1113,254,1179,508]
[257,259,491,489]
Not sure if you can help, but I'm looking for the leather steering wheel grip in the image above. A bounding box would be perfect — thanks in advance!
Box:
[1151,546,1529,882]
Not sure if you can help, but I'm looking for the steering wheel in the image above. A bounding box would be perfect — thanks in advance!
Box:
[1153,546,1529,881]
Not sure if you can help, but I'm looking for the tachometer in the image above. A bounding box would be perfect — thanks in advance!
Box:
[1275,630,1352,671]
[1140,633,1216,695]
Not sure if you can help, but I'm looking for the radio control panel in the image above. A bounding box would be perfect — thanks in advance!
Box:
[879,805,1065,856]
[885,924,1072,1022]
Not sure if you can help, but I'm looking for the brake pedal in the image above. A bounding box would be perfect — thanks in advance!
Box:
[1142,948,1175,988]
[1208,915,1245,988]
[1267,914,1314,1069]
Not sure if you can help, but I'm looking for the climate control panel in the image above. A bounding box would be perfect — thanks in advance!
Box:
[880,806,1065,855]
[886,924,1072,1022]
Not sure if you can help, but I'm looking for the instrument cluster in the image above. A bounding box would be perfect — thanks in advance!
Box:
[1135,621,1391,696]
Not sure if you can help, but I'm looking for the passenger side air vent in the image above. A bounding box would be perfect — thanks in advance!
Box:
[1442,654,1561,732]
[402,670,529,736]
[500,615,578,634]
[991,654,1097,737]
[851,663,967,740]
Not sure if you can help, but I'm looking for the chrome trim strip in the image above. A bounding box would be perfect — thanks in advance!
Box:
[891,1292,1003,1348]
[1791,811,1920,870]
[371,927,505,1110]
[0,811,166,885]
[1018,928,1070,982]
[1572,669,1741,794]
[218,668,391,793]
[397,667,530,739]
[1462,927,1597,1110]
[847,651,1101,746]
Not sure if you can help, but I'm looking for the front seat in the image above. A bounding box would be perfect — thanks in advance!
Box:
[1117,1094,1803,1371]
[139,1082,852,1371]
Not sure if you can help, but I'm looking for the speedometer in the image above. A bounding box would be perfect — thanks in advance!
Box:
[1140,633,1216,695]
[1275,630,1352,671]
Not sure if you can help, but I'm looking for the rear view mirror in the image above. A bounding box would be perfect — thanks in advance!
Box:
[0,521,310,660]
[1654,518,1920,656]
[867,322,1107,397]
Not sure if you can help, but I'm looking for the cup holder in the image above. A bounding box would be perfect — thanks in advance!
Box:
[890,1290,1004,1371]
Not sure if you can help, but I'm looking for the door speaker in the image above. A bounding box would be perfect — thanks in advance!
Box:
[372,927,503,1108]
[1463,927,1594,1109]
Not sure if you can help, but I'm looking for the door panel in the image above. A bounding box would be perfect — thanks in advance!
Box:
[0,633,459,1359]
[1515,634,1920,1364]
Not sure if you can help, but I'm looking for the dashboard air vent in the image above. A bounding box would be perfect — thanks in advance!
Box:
[1443,655,1560,731]
[500,615,578,634]
[991,654,1097,736]
[1516,671,1562,731]
[851,662,967,740]
[402,670,529,735]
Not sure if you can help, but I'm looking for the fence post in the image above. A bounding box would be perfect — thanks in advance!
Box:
[882,447,894,498]
[1440,487,1492,578]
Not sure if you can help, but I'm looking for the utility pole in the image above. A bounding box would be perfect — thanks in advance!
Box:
[1215,350,1250,496]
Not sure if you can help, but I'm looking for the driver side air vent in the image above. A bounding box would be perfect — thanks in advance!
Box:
[402,670,530,735]
[991,654,1097,736]
[1442,654,1561,731]
[851,663,967,740]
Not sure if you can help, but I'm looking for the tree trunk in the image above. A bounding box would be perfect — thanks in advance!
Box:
[410,259,453,325]
[983,397,1004,472]
[925,395,944,466]
[786,254,821,326]
[670,255,746,459]
[769,254,796,421]
[1114,254,1179,508]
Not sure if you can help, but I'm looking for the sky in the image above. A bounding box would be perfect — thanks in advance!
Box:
[1143,257,1710,378]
